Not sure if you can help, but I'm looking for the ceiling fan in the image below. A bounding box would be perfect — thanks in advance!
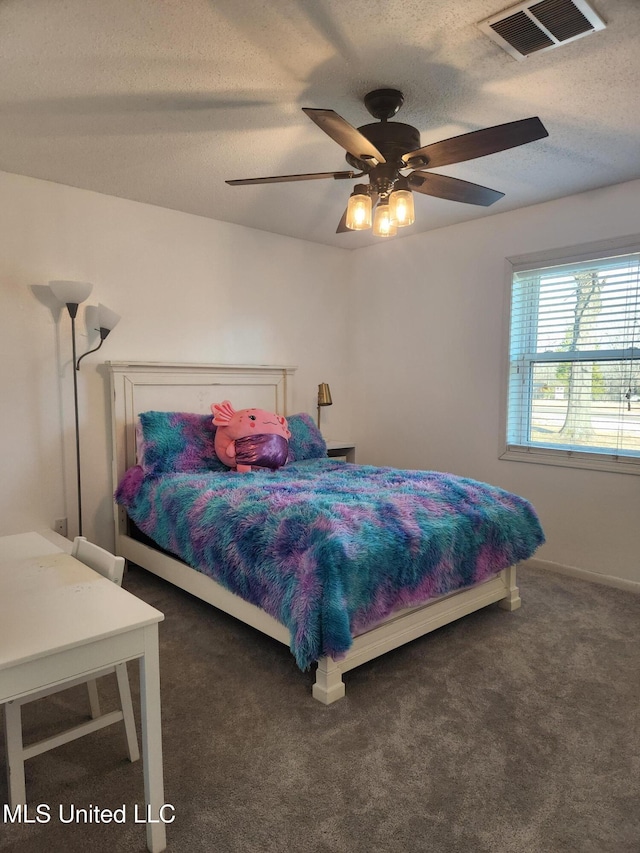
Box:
[226,88,548,237]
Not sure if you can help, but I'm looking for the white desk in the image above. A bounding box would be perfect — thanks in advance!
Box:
[0,533,166,852]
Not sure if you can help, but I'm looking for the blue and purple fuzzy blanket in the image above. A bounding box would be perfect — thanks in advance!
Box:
[116,460,544,669]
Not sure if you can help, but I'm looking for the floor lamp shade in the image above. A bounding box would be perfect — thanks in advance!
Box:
[75,303,122,370]
[49,280,93,308]
[96,302,121,332]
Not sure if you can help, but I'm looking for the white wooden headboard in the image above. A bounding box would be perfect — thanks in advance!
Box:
[107,361,296,540]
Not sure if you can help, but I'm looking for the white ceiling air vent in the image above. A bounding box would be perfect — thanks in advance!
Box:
[478,0,606,60]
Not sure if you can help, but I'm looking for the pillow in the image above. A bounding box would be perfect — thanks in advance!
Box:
[136,411,228,474]
[286,413,327,462]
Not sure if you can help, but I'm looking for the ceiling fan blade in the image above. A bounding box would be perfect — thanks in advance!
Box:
[303,108,386,165]
[402,117,548,170]
[409,172,505,206]
[226,170,357,186]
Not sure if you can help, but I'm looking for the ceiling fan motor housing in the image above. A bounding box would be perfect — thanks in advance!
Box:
[345,122,422,171]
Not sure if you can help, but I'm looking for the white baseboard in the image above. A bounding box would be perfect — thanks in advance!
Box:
[523,558,640,594]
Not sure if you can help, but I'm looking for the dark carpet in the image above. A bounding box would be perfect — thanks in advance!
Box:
[1,564,639,853]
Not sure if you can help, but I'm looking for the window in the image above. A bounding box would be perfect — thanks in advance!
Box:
[503,239,640,474]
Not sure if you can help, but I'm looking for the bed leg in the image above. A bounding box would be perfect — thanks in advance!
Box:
[312,657,346,704]
[497,565,521,611]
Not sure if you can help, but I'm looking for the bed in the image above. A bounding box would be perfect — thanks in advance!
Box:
[108,361,545,703]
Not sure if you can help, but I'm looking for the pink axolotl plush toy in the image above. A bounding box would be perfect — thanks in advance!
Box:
[211,400,291,472]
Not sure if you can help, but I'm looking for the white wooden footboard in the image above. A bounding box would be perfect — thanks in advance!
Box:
[120,528,518,704]
[312,566,519,704]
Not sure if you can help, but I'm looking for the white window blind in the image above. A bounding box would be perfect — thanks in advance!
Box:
[505,247,640,470]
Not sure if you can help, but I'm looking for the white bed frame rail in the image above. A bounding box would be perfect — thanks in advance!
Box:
[108,361,520,703]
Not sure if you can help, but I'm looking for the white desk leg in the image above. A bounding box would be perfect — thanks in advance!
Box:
[140,625,166,853]
[87,679,102,718]
[4,700,27,808]
[115,662,140,763]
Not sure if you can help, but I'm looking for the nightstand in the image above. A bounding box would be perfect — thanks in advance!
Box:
[325,441,356,463]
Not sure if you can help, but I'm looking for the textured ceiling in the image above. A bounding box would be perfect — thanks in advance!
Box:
[0,0,638,248]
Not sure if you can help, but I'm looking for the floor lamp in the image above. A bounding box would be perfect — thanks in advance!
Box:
[49,282,121,536]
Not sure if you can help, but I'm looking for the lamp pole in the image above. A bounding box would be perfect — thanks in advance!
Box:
[67,302,84,536]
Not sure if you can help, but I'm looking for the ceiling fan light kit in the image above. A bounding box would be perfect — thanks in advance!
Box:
[226,88,548,238]
[346,184,373,230]
[389,179,415,227]
[372,199,397,238]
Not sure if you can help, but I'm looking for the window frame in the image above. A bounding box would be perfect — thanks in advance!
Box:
[500,235,640,475]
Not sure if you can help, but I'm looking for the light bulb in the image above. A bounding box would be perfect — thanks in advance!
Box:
[389,188,415,227]
[345,186,372,230]
[372,201,398,237]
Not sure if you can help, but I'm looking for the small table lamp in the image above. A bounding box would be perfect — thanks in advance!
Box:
[317,382,332,428]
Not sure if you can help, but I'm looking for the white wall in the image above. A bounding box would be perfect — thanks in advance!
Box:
[0,171,351,548]
[3,168,639,583]
[349,179,640,584]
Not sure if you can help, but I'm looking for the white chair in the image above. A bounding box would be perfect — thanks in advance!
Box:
[3,537,139,807]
